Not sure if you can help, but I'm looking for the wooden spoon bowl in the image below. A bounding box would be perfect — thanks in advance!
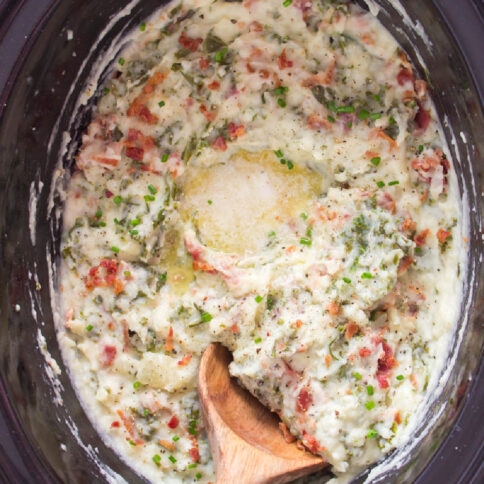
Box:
[198,343,326,484]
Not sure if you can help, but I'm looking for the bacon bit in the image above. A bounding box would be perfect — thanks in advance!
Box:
[296,387,313,413]
[302,57,336,87]
[365,150,379,159]
[200,104,217,122]
[414,80,428,102]
[249,21,263,32]
[93,156,119,167]
[415,105,430,132]
[164,326,174,352]
[437,228,451,244]
[326,301,340,316]
[398,256,414,276]
[127,98,158,124]
[159,440,175,451]
[116,410,143,445]
[283,360,300,379]
[279,422,296,443]
[378,192,396,215]
[246,62,255,74]
[376,341,396,388]
[199,58,209,69]
[345,322,359,340]
[178,354,192,366]
[105,190,113,198]
[167,416,179,429]
[286,245,297,255]
[192,260,217,274]
[207,80,220,90]
[292,319,303,329]
[373,128,399,151]
[359,347,371,358]
[111,421,120,428]
[394,411,402,425]
[126,146,144,162]
[307,113,333,130]
[401,217,416,232]
[107,321,115,331]
[142,71,167,95]
[228,122,245,140]
[302,431,320,454]
[113,279,124,295]
[189,446,200,462]
[414,229,430,247]
[397,67,413,86]
[360,32,375,45]
[231,323,239,334]
[410,373,418,387]
[277,49,293,69]
[178,31,202,52]
[99,345,117,368]
[212,136,227,151]
[325,354,332,367]
[139,105,158,125]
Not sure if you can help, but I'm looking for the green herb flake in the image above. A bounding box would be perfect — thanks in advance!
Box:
[367,429,378,438]
[343,277,351,284]
[144,195,155,202]
[255,295,263,303]
[327,115,335,123]
[140,22,146,31]
[283,0,292,6]
[128,440,136,446]
[86,324,93,332]
[188,463,197,469]
[214,47,228,63]
[254,337,262,344]
[388,180,399,186]
[133,381,141,389]
[148,184,157,195]
[158,100,165,107]
[376,181,385,188]
[129,229,139,236]
[118,57,125,66]
[366,385,374,395]
[370,156,381,167]
[361,272,373,279]
[396,374,405,381]
[370,112,381,121]
[300,212,308,220]
[286,160,294,169]
[277,98,287,108]
[113,195,122,205]
[274,150,283,158]
[95,208,102,219]
[161,153,169,163]
[111,246,120,253]
[196,473,202,480]
[130,218,140,226]
[152,454,161,465]
[201,312,212,323]
[168,455,177,464]
[353,372,362,380]
[300,237,312,246]
[207,200,212,205]
[336,105,355,114]
[172,435,180,442]
[365,401,375,410]
[358,109,370,120]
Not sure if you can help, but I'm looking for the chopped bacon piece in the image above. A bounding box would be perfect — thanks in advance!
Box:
[159,440,175,451]
[189,446,200,462]
[192,260,217,274]
[307,114,332,130]
[231,323,239,334]
[326,301,340,316]
[296,387,313,413]
[167,416,179,429]
[415,105,430,132]
[199,58,209,69]
[302,431,320,454]
[138,105,158,125]
[397,68,413,86]
[376,341,396,388]
[178,31,202,52]
[436,228,451,244]
[398,256,414,276]
[401,217,416,232]
[93,156,119,167]
[200,104,217,122]
[178,354,192,366]
[249,21,263,32]
[212,136,227,151]
[207,80,220,90]
[278,49,293,69]
[142,71,167,95]
[126,146,144,162]
[116,410,143,445]
[345,322,359,340]
[100,345,117,367]
[414,80,428,102]
[394,411,402,425]
[359,347,371,358]
[111,421,120,428]
[378,192,396,214]
[414,229,430,247]
[279,422,296,443]
[228,122,245,140]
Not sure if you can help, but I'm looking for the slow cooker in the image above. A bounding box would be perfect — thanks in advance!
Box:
[0,1,482,482]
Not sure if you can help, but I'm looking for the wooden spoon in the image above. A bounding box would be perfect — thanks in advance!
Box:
[198,343,326,484]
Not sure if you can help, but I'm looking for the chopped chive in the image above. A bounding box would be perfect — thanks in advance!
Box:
[358,109,370,120]
[207,200,212,205]
[144,195,155,202]
[396,374,405,380]
[118,57,125,66]
[274,86,288,95]
[158,100,165,107]
[268,230,276,237]
[130,218,140,226]
[168,455,177,464]
[336,105,355,113]
[111,246,120,253]
[196,473,202,480]
[376,181,385,188]
[103,87,110,95]
[95,208,102,218]
[327,115,335,123]
[328,100,337,112]
[367,429,378,438]
[143,409,150,417]
[300,237,312,246]
[140,22,146,31]
[129,229,139,236]
[201,312,212,323]
[124,271,131,277]
[374,94,381,103]
[347,121,353,128]
[415,246,422,254]
[300,212,308,220]
[129,439,136,446]
[286,160,294,169]
[353,372,362,380]
[254,337,262,343]
[113,195,122,205]
[366,385,374,395]
[388,180,399,186]
[389,116,396,124]
[370,156,381,166]
[86,324,93,331]
[152,454,161,465]
[188,464,197,469]
[99,221,106,227]
[148,184,157,195]
[283,0,292,6]
[306,226,312,237]
[418,144,424,152]
[214,47,228,62]
[343,277,351,284]
[361,272,373,279]
[274,149,283,158]
[172,435,180,442]
[133,381,141,389]
[161,152,169,162]
[365,401,375,410]
[370,112,381,121]
[255,295,263,303]
[280,158,286,165]
[277,98,286,108]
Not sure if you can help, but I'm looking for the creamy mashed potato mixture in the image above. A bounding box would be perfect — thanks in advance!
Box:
[58,0,464,481]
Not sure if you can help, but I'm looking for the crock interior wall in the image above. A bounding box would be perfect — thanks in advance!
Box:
[0,1,482,483]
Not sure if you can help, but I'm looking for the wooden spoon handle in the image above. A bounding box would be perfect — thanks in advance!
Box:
[198,343,326,484]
